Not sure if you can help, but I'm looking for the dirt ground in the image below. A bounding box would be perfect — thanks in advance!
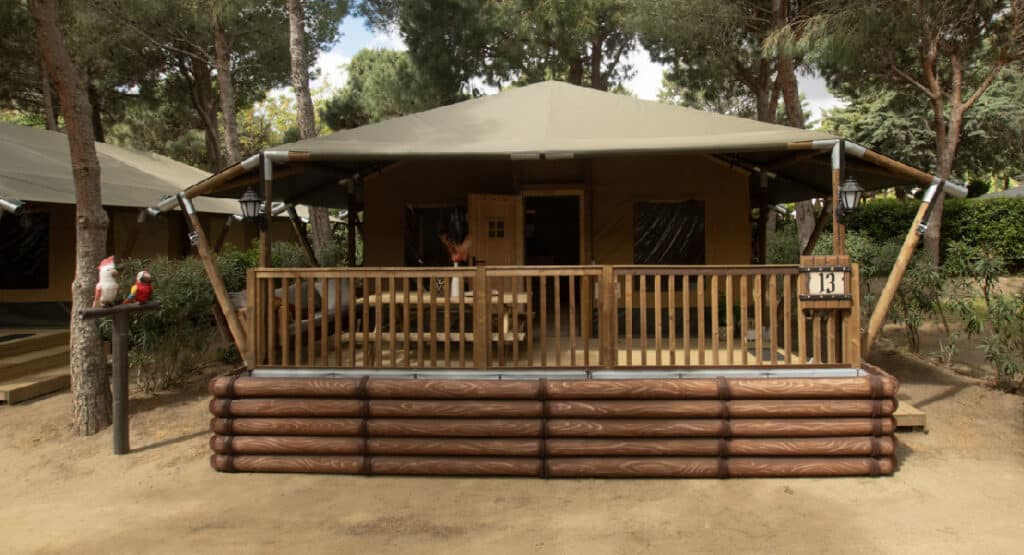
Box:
[1,334,1022,554]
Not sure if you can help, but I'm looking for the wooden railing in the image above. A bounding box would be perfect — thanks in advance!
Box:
[246,264,859,370]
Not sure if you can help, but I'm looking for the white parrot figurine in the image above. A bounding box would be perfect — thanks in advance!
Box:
[93,256,120,307]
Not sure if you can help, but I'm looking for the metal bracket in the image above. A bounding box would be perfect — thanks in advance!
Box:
[799,266,852,273]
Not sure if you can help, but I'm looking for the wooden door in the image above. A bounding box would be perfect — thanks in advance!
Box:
[468,194,522,266]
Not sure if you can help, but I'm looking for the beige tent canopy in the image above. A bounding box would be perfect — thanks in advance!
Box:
[177,80,961,208]
[0,122,242,214]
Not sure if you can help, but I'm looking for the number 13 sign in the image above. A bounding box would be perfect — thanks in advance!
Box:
[799,255,853,310]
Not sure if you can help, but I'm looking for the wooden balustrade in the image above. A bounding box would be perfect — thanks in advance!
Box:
[248,265,858,370]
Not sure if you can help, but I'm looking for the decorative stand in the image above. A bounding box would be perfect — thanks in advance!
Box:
[80,302,161,455]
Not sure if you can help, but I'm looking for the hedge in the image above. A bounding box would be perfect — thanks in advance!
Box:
[842,197,1024,271]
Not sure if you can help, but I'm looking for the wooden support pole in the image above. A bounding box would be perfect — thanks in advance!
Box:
[801,202,831,256]
[599,266,615,368]
[258,153,272,268]
[756,173,768,264]
[346,182,357,267]
[831,140,846,255]
[80,302,160,455]
[212,215,234,254]
[285,205,319,267]
[178,194,249,361]
[862,181,940,355]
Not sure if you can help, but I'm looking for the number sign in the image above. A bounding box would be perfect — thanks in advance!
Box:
[799,255,853,310]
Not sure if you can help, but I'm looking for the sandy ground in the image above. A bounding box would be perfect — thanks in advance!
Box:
[1,337,1022,554]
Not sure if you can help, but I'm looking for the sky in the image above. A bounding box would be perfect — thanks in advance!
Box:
[310,16,845,127]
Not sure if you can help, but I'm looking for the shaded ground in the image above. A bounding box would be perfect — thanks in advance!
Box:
[1,338,1022,554]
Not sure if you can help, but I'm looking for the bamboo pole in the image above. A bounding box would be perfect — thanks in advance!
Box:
[178,194,249,360]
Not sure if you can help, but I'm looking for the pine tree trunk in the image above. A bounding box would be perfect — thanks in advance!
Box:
[287,0,331,255]
[39,58,58,130]
[213,7,241,165]
[30,0,112,436]
[773,0,817,251]
[86,80,104,143]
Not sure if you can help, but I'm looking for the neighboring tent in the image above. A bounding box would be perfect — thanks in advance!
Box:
[979,185,1024,199]
[185,80,921,207]
[0,122,237,214]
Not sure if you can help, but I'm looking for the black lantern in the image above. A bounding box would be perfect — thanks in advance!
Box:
[239,186,263,222]
[839,175,864,215]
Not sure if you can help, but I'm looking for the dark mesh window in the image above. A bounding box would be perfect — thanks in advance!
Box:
[633,201,705,264]
[404,206,467,266]
[0,211,49,289]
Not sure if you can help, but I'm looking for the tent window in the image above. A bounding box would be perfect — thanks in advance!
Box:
[0,211,50,289]
[633,201,705,264]
[405,206,468,266]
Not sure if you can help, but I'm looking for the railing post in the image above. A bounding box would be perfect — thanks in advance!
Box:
[599,266,615,368]
[472,265,489,369]
[246,268,257,367]
[845,263,862,367]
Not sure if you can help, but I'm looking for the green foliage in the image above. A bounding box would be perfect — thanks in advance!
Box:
[358,0,639,93]
[890,256,944,353]
[320,49,455,131]
[979,292,1024,390]
[843,197,1024,272]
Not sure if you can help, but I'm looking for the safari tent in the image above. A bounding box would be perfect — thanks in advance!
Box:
[159,81,966,478]
[0,122,297,323]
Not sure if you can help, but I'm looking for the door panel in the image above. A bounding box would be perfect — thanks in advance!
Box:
[468,194,522,266]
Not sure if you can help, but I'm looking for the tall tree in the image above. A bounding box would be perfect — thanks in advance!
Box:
[639,0,780,122]
[320,48,455,130]
[792,0,1024,261]
[212,2,242,164]
[287,0,333,255]
[30,0,112,435]
[358,0,638,93]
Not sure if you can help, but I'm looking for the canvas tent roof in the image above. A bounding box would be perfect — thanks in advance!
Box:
[184,80,924,207]
[0,122,239,214]
[979,185,1024,199]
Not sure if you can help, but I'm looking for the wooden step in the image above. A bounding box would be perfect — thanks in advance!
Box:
[0,344,70,382]
[0,329,69,358]
[894,401,927,431]
[0,366,71,404]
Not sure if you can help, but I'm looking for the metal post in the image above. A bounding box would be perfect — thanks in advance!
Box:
[80,302,161,455]
[111,311,130,454]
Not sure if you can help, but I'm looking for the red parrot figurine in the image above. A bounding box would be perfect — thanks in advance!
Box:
[123,270,153,304]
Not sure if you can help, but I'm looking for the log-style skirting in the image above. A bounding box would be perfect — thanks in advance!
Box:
[208,365,899,478]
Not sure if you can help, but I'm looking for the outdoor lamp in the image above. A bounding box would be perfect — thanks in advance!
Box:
[839,175,864,215]
[239,186,264,222]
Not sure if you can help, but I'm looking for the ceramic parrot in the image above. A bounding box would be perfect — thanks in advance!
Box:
[93,256,120,307]
[123,270,153,304]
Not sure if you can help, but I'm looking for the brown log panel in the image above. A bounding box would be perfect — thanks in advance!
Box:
[370,456,542,476]
[367,419,543,437]
[544,437,893,457]
[366,379,541,399]
[546,418,894,438]
[211,454,363,474]
[369,400,542,418]
[546,456,893,478]
[209,398,363,417]
[544,377,897,400]
[211,435,363,455]
[209,376,362,398]
[210,417,363,436]
[367,438,541,457]
[548,399,896,419]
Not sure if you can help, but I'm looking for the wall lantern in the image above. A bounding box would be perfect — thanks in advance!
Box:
[239,186,264,223]
[839,175,864,215]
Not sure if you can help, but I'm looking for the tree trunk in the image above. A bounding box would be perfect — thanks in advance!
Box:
[30,0,112,436]
[183,56,223,171]
[86,80,104,143]
[773,0,817,251]
[39,58,58,130]
[213,7,241,165]
[287,0,331,255]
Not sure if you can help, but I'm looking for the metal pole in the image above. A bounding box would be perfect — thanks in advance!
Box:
[111,311,130,454]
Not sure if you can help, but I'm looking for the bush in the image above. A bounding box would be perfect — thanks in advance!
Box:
[844,197,1024,272]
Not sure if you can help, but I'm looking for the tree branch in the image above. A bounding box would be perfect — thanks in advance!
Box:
[890,64,937,99]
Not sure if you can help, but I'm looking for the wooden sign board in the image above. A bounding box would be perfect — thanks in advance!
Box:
[799,255,853,311]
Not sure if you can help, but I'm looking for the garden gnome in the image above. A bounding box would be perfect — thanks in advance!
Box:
[123,270,153,304]
[93,256,120,307]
